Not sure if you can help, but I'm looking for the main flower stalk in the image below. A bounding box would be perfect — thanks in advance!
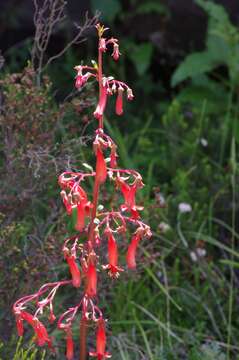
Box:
[13,23,152,360]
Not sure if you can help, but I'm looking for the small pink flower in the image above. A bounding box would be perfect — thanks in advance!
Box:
[96,149,107,184]
[126,233,141,269]
[89,319,111,360]
[99,38,107,52]
[115,87,124,116]
[94,86,108,120]
[112,43,120,61]
[66,329,74,360]
[127,88,134,101]
[75,72,91,89]
[86,263,97,297]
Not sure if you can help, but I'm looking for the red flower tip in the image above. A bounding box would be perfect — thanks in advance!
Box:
[85,263,97,297]
[94,85,108,120]
[16,316,24,336]
[115,87,124,116]
[65,254,81,288]
[126,233,141,269]
[66,329,74,360]
[96,149,107,184]
[89,320,111,359]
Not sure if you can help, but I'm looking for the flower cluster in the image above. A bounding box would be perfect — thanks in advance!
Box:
[13,23,152,360]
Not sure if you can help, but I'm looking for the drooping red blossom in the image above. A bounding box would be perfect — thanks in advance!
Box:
[75,201,85,231]
[115,86,124,116]
[118,179,143,219]
[75,73,91,89]
[16,316,24,336]
[89,319,111,359]
[103,232,123,278]
[85,263,97,297]
[64,253,81,288]
[94,85,108,120]
[95,148,107,184]
[66,329,74,360]
[126,233,141,269]
[20,311,52,347]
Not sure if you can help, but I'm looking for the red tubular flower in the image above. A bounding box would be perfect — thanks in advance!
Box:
[89,319,111,359]
[66,329,74,360]
[16,316,24,336]
[94,86,108,120]
[126,233,141,269]
[60,191,72,215]
[96,149,107,184]
[20,311,52,347]
[119,180,143,219]
[115,87,123,116]
[74,185,92,230]
[103,232,123,278]
[75,202,85,231]
[85,263,97,297]
[65,254,81,288]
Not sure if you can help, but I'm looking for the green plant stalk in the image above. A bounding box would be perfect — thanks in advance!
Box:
[220,87,234,165]
[226,136,236,360]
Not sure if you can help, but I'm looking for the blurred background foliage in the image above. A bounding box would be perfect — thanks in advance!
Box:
[0,0,239,359]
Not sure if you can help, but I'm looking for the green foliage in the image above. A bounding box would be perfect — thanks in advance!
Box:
[127,42,154,76]
[12,338,46,360]
[172,0,239,87]
[91,0,122,21]
[135,1,169,16]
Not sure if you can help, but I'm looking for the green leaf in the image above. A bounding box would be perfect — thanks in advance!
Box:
[220,259,239,268]
[195,0,229,24]
[91,0,121,22]
[171,52,218,87]
[128,43,153,75]
[136,1,169,16]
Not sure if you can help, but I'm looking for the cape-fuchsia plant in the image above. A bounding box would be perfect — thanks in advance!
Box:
[13,23,152,360]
